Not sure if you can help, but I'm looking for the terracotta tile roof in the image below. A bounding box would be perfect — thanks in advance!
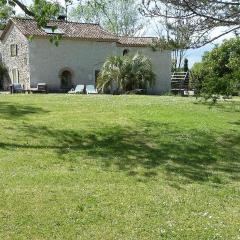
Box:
[11,18,118,42]
[117,37,157,47]
[0,18,156,47]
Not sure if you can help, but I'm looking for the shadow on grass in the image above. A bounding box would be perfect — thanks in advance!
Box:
[193,99,240,113]
[229,120,240,126]
[0,122,239,185]
[0,102,48,119]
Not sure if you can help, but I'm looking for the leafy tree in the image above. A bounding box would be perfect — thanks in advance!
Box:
[142,0,240,48]
[70,0,145,36]
[0,0,63,28]
[190,62,206,95]
[30,0,63,27]
[0,0,15,29]
[97,53,155,93]
[191,37,240,100]
[0,0,145,43]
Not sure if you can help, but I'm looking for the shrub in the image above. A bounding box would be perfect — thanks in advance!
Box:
[0,63,8,90]
[97,53,155,94]
[191,37,240,101]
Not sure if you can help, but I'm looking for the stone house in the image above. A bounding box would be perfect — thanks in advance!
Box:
[0,18,171,93]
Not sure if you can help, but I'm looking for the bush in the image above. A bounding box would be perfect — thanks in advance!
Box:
[97,53,155,94]
[0,63,8,90]
[191,37,240,101]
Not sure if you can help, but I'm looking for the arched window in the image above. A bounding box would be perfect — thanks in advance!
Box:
[123,49,129,56]
[59,68,73,90]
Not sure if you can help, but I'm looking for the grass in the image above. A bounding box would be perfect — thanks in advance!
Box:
[0,94,239,239]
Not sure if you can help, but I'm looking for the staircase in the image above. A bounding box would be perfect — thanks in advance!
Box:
[171,71,190,94]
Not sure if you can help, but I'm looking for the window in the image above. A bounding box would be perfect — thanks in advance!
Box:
[42,26,63,35]
[60,70,72,90]
[123,49,129,56]
[95,70,100,81]
[12,69,19,83]
[95,70,101,86]
[10,44,18,57]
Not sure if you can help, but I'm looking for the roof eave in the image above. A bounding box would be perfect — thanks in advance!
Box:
[117,43,151,48]
[25,34,118,42]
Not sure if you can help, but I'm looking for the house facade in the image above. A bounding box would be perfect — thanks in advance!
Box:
[0,18,171,93]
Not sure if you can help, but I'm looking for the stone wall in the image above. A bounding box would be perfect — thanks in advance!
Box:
[1,25,30,89]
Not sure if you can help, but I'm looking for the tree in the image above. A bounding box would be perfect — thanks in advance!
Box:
[97,53,155,93]
[148,3,199,71]
[190,62,205,95]
[142,0,240,48]
[0,0,145,37]
[70,0,145,36]
[0,0,63,29]
[0,0,15,29]
[191,37,240,100]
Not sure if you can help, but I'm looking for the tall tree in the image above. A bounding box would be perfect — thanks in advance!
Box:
[142,0,240,48]
[150,3,195,70]
[191,37,240,100]
[70,0,145,36]
[0,0,145,36]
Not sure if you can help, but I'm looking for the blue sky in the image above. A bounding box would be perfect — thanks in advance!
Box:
[185,32,233,67]
[185,45,214,67]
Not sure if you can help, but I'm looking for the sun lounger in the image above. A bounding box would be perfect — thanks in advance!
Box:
[30,83,48,93]
[68,85,85,94]
[86,85,98,94]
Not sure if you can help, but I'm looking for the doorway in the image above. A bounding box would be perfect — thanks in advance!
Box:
[60,70,72,90]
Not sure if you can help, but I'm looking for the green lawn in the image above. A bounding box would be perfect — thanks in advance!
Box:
[0,95,239,239]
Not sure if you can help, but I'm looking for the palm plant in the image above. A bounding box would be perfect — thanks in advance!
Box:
[97,53,155,94]
[97,56,124,93]
[129,53,155,90]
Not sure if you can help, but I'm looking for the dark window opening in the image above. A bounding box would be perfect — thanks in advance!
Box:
[95,70,100,85]
[61,70,72,90]
[123,49,129,56]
